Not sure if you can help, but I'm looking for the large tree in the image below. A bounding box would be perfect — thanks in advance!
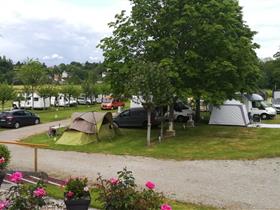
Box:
[99,0,260,122]
[16,59,47,109]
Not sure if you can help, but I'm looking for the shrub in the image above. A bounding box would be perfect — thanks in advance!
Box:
[96,168,167,210]
[1,171,48,210]
[0,145,11,170]
[64,177,90,201]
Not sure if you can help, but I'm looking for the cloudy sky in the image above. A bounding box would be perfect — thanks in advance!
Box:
[0,0,279,66]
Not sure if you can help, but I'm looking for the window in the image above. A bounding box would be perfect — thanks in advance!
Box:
[13,111,25,116]
[121,110,130,117]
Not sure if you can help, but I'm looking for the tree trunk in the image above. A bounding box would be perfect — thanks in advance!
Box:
[168,104,174,132]
[195,97,201,122]
[146,108,151,146]
[31,91,34,110]
[43,98,46,110]
[1,101,4,112]
[159,106,164,142]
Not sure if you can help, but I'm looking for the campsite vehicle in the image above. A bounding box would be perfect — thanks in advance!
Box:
[272,98,280,113]
[101,98,125,110]
[51,94,77,107]
[0,110,40,129]
[77,97,94,105]
[164,101,194,122]
[243,94,276,120]
[13,93,50,109]
[113,107,160,128]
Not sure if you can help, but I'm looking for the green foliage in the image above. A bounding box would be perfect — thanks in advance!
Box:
[0,145,11,170]
[260,58,280,89]
[99,0,260,117]
[64,177,90,200]
[96,168,164,210]
[0,83,15,111]
[0,56,14,84]
[4,179,48,210]
[16,59,47,91]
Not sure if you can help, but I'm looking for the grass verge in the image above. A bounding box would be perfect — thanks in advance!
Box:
[23,123,280,160]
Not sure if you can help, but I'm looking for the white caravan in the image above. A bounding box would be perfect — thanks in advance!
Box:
[272,90,280,113]
[51,94,77,107]
[13,93,50,109]
[209,99,250,126]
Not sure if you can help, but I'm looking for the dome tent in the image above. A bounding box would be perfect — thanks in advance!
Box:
[56,112,116,145]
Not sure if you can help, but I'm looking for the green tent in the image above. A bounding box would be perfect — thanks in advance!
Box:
[56,112,115,145]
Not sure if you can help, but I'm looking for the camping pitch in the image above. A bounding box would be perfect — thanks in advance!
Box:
[56,112,116,145]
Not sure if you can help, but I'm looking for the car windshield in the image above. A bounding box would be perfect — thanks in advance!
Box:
[103,98,113,103]
[261,101,268,108]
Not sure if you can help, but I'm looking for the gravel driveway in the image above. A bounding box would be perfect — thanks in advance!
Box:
[1,121,280,209]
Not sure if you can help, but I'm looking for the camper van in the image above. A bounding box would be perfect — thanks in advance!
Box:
[13,93,50,109]
[243,94,276,120]
[51,94,77,107]
[272,90,280,113]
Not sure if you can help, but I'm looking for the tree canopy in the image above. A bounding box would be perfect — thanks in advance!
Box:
[99,0,260,109]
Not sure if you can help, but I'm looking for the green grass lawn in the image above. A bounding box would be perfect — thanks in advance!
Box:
[46,184,218,210]
[22,122,280,160]
[33,104,103,123]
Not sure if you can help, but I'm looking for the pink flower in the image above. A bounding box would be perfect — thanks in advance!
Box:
[0,157,5,164]
[9,171,23,183]
[66,191,74,198]
[145,181,155,190]
[33,187,47,197]
[161,204,172,210]
[109,178,119,185]
[0,200,9,210]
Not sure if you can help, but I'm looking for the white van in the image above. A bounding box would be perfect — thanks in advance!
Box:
[243,94,276,120]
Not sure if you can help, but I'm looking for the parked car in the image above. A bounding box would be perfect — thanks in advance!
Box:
[101,98,125,110]
[113,107,160,128]
[0,110,40,129]
[77,97,94,105]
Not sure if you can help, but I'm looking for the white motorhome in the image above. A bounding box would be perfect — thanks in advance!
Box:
[243,94,276,120]
[272,90,280,113]
[13,93,50,109]
[51,94,77,107]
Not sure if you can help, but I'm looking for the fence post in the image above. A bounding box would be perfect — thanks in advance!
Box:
[34,148,38,172]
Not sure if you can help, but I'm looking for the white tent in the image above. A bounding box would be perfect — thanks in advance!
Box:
[209,100,250,126]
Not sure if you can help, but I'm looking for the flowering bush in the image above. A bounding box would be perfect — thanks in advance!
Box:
[96,168,171,210]
[0,171,49,210]
[64,177,90,201]
[0,145,11,170]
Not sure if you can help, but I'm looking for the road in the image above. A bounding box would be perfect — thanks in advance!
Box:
[0,119,70,141]
[1,121,280,210]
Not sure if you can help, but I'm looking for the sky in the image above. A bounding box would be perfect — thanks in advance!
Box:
[0,0,279,66]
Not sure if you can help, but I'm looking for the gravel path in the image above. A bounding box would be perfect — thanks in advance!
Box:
[1,121,280,209]
[6,145,280,210]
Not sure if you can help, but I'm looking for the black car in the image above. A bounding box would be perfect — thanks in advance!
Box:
[0,110,40,129]
[113,107,160,128]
